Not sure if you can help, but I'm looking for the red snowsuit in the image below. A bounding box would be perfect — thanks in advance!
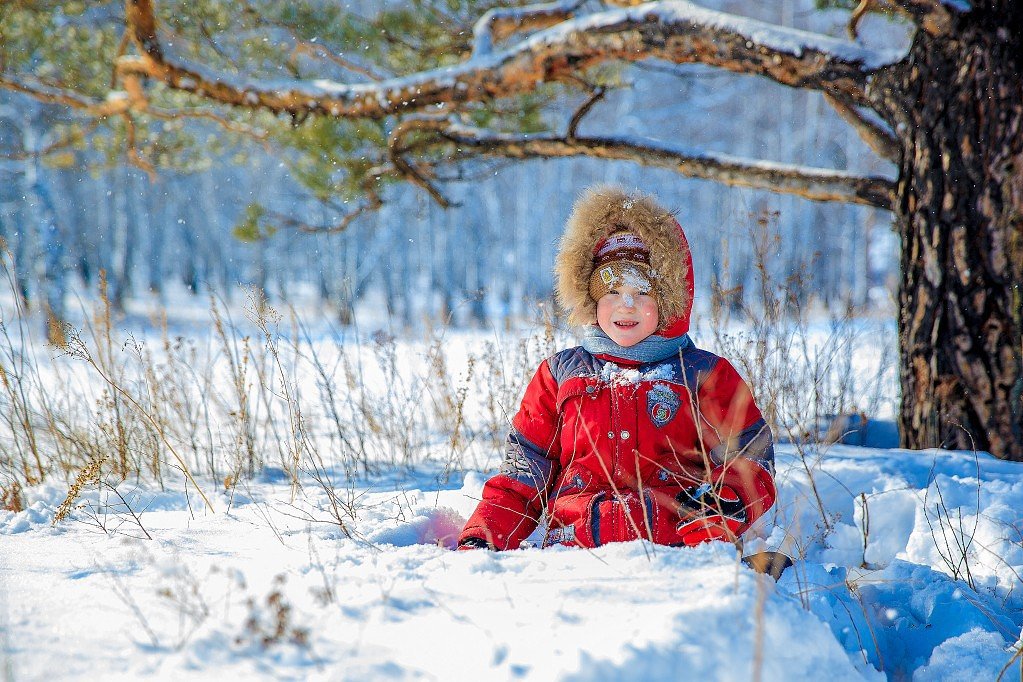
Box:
[459,343,776,551]
[461,186,775,551]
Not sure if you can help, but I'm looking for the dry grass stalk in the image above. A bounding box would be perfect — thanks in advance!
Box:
[1,480,24,513]
[52,454,107,525]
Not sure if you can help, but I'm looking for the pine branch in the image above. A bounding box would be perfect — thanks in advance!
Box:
[0,74,130,117]
[0,72,270,149]
[120,0,900,120]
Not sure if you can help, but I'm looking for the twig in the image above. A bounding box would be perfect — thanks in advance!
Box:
[105,482,154,540]
[388,118,457,207]
[823,93,899,162]
[390,154,453,208]
[289,42,387,82]
[267,182,384,235]
[567,87,606,141]
[122,113,156,179]
[847,0,875,40]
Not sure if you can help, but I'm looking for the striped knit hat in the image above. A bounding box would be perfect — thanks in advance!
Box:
[587,231,656,302]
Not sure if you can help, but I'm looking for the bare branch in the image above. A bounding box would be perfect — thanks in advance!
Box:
[391,154,453,208]
[848,0,871,40]
[122,112,156,178]
[823,93,899,163]
[472,0,584,56]
[290,42,388,82]
[847,0,958,38]
[389,118,457,207]
[397,119,895,210]
[270,189,384,235]
[121,0,900,120]
[0,71,270,150]
[0,120,103,161]
[142,106,271,147]
[125,0,163,61]
[0,74,130,117]
[111,30,131,89]
[567,87,606,140]
[885,0,957,36]
[268,165,388,235]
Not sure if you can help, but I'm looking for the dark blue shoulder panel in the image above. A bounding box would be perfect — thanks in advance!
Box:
[678,347,720,393]
[546,346,600,384]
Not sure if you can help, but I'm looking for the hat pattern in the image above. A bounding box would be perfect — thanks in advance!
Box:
[588,230,655,302]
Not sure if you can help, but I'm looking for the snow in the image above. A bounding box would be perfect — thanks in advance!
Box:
[3,442,1021,680]
[525,1,906,70]
[599,362,675,386]
[472,1,583,57]
[0,299,1019,680]
[618,267,653,294]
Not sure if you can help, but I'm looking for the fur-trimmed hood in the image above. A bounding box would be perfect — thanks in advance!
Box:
[554,185,695,336]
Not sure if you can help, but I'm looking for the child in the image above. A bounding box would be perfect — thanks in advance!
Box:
[458,185,776,551]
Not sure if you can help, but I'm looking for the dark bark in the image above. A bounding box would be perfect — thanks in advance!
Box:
[879,5,1023,458]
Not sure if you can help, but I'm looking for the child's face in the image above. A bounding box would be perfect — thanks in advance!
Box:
[596,284,659,347]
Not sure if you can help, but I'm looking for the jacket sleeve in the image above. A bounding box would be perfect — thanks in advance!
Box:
[694,358,776,531]
[459,359,562,550]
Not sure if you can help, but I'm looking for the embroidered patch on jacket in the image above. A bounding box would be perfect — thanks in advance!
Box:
[647,383,680,427]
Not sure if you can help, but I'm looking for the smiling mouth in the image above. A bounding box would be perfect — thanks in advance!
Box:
[614,320,638,328]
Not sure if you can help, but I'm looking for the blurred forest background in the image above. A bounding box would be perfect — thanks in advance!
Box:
[0,0,901,332]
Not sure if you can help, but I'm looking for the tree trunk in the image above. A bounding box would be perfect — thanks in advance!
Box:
[888,9,1023,459]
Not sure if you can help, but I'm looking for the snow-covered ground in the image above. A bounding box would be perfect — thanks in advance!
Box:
[3,442,1021,680]
[0,294,1019,680]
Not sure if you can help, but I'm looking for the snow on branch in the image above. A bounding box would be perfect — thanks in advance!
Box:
[120,0,906,121]
[392,118,895,210]
[472,1,584,57]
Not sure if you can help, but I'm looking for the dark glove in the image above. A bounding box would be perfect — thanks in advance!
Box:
[457,536,491,551]
[675,482,747,545]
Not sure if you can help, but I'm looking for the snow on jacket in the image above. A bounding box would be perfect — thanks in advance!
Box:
[458,344,776,550]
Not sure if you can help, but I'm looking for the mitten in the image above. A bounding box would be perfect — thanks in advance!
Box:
[457,537,491,551]
[675,482,746,546]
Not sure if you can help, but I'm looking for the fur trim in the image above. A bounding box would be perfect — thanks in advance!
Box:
[554,185,693,329]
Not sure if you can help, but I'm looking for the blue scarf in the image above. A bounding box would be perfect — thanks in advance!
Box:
[581,326,693,364]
